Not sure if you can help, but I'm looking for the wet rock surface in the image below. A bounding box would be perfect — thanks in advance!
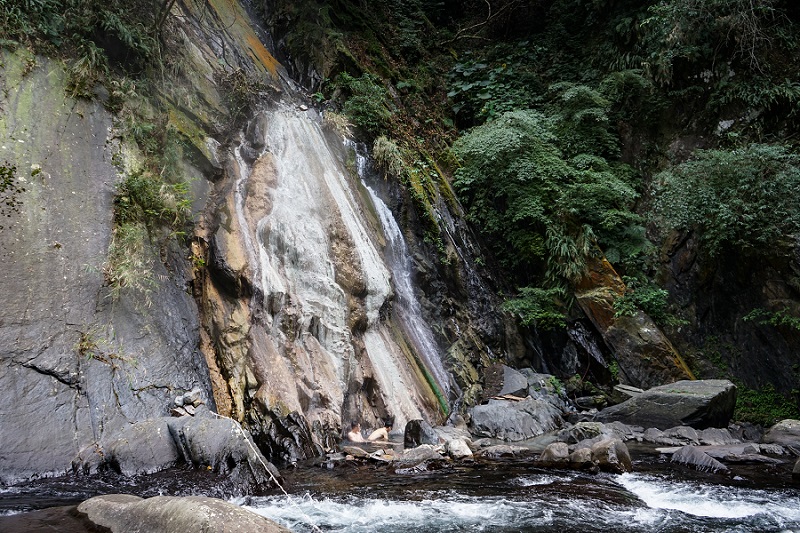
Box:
[593,379,737,429]
[77,494,291,532]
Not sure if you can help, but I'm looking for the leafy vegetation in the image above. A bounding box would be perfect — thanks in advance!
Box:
[743,308,800,332]
[654,144,800,257]
[734,383,799,427]
[0,0,170,95]
[452,108,640,284]
[336,72,395,136]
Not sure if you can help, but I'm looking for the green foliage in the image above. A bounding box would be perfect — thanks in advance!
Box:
[452,109,640,285]
[639,0,781,86]
[114,171,189,229]
[654,144,800,257]
[336,72,395,136]
[372,136,406,178]
[734,383,799,427]
[0,162,25,230]
[545,82,618,158]
[613,275,672,324]
[104,221,155,301]
[447,43,542,124]
[502,286,566,330]
[0,0,160,91]
[743,308,800,332]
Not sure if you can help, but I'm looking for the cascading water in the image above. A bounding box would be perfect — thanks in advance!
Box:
[365,184,451,399]
[225,103,448,432]
[345,143,452,401]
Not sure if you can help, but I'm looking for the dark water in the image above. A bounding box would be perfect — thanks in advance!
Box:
[2,451,799,532]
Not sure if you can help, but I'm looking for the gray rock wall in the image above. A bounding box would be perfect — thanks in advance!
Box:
[0,51,211,483]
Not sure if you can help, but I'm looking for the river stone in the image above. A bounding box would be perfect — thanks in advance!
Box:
[569,447,595,469]
[793,458,800,482]
[594,380,737,430]
[445,439,474,459]
[477,445,526,458]
[395,444,443,464]
[434,425,473,445]
[539,442,570,466]
[763,419,800,447]
[590,438,632,473]
[663,426,700,444]
[77,494,290,532]
[404,419,440,448]
[557,422,606,444]
[699,427,738,446]
[470,397,563,441]
[671,445,728,472]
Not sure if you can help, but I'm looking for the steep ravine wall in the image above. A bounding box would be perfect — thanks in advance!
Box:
[0,49,212,483]
[0,0,525,481]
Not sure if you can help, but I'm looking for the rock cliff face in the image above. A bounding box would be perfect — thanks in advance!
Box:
[0,0,520,481]
[0,49,211,482]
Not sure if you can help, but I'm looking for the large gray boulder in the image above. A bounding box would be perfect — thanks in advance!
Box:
[594,380,737,430]
[104,419,181,476]
[671,445,728,472]
[763,419,800,448]
[470,397,563,441]
[72,409,281,495]
[77,494,290,532]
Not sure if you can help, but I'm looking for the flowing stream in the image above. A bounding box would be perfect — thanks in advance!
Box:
[238,457,800,533]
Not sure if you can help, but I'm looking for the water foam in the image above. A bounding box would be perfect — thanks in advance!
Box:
[617,472,800,521]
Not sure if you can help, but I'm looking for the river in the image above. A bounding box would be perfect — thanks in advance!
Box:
[5,445,797,532]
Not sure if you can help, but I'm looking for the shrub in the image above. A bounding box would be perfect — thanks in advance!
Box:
[654,144,800,257]
[452,109,640,285]
[734,383,799,427]
[336,72,395,136]
[502,286,566,330]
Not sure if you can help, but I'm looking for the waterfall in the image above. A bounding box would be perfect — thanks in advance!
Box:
[363,181,451,399]
[225,103,449,432]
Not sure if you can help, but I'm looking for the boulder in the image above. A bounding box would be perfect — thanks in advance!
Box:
[104,419,180,476]
[470,397,563,441]
[699,427,738,446]
[794,458,800,482]
[395,444,444,464]
[557,422,606,444]
[574,256,694,389]
[763,419,800,448]
[594,380,737,430]
[445,439,474,460]
[77,494,290,532]
[404,419,440,448]
[434,425,473,446]
[568,447,595,470]
[590,438,632,473]
[167,411,282,494]
[522,371,573,412]
[482,364,528,399]
[671,446,728,472]
[538,442,570,466]
[476,445,526,458]
[500,366,530,396]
